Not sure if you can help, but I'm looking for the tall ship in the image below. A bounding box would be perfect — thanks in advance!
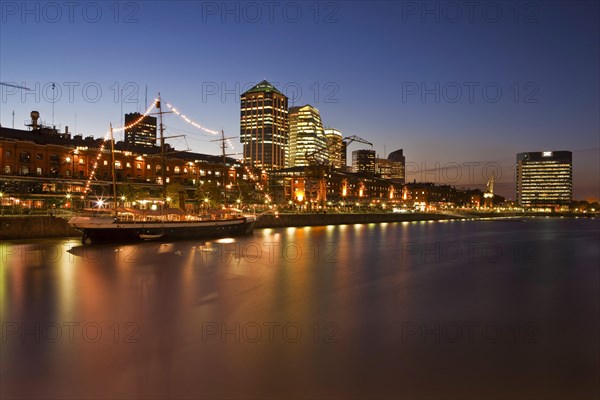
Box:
[69,207,257,245]
[68,95,258,245]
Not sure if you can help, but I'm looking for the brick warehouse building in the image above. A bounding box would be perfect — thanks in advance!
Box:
[269,166,402,207]
[0,125,264,211]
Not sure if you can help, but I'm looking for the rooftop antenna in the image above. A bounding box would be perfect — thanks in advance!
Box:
[120,88,124,139]
[12,110,14,128]
[145,85,148,110]
[51,83,56,128]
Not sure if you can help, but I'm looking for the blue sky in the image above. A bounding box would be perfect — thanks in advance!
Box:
[1,1,598,199]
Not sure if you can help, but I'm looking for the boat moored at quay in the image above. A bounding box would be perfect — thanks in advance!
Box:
[68,93,258,245]
[69,207,257,245]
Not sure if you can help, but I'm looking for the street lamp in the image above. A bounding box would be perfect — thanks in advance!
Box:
[65,155,74,178]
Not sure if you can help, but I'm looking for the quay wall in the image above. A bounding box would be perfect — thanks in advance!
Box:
[254,211,596,228]
[254,213,457,228]
[0,216,80,240]
[0,213,462,240]
[0,212,595,240]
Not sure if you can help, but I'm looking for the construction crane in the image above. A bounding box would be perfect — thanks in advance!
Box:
[483,173,495,208]
[341,135,373,170]
[343,135,373,147]
[0,82,31,90]
[1,82,32,128]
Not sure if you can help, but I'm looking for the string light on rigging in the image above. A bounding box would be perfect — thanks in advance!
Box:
[77,97,254,207]
[165,102,235,150]
[81,99,158,197]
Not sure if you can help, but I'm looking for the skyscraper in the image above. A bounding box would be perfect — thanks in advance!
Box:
[516,151,572,209]
[288,105,328,167]
[387,148,406,183]
[352,149,376,173]
[124,113,157,147]
[324,128,343,169]
[240,80,288,169]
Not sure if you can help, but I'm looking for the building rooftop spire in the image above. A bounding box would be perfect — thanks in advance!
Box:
[243,80,284,96]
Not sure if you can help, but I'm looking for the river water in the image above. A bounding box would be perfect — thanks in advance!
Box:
[1,218,598,399]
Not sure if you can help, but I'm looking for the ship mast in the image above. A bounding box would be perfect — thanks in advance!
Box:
[158,94,167,205]
[221,130,227,208]
[211,130,237,208]
[109,123,117,217]
[150,94,180,208]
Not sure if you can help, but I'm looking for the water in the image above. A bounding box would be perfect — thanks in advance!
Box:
[1,218,598,399]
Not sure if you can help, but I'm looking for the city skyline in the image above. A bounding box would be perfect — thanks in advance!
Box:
[1,1,598,199]
[2,3,599,399]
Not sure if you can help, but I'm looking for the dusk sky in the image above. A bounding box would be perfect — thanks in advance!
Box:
[1,1,598,199]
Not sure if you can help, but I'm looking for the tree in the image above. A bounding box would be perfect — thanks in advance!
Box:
[196,180,222,209]
[119,183,151,203]
[166,183,186,209]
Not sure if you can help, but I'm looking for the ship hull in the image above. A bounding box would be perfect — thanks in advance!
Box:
[69,216,256,244]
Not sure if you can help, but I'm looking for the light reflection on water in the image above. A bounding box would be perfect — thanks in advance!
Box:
[1,219,599,399]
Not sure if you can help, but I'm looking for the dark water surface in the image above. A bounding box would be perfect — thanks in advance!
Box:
[1,218,599,399]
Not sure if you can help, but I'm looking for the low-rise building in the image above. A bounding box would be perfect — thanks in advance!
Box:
[0,124,257,210]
